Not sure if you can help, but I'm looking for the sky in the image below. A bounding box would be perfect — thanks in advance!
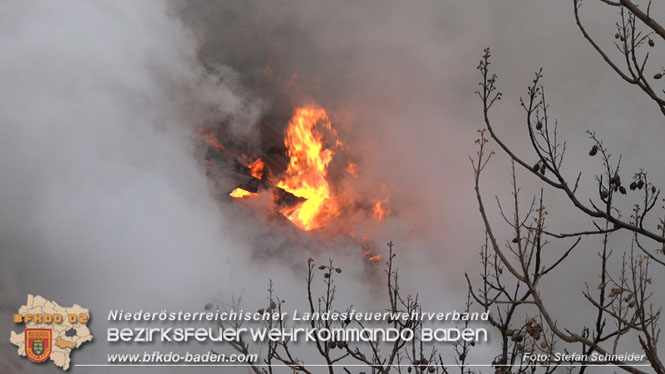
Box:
[0,1,663,373]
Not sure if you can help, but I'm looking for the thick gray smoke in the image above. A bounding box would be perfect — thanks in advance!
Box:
[177,0,665,304]
[0,1,275,372]
[1,0,664,373]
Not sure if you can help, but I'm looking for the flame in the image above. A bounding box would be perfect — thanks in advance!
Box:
[372,200,390,222]
[200,103,391,237]
[276,107,339,230]
[229,188,257,198]
[345,161,358,177]
[368,255,382,261]
[248,158,265,180]
[198,130,225,150]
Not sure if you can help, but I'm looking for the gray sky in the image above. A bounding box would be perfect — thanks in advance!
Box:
[1,0,663,373]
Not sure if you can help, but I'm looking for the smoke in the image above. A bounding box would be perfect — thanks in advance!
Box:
[1,0,663,372]
[175,0,662,291]
[178,0,665,368]
[0,1,277,372]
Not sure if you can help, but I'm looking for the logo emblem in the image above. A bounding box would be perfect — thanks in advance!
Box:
[25,329,51,363]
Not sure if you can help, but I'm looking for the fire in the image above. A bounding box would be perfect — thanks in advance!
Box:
[363,250,381,261]
[276,107,339,230]
[372,200,390,222]
[199,103,391,237]
[248,158,265,180]
[229,188,257,198]
[345,161,358,177]
[197,130,225,150]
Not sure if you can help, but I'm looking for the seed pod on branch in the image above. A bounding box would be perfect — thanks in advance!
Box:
[532,162,540,173]
[589,145,598,156]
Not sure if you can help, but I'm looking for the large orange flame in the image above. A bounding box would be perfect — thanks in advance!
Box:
[276,107,339,230]
[199,104,391,236]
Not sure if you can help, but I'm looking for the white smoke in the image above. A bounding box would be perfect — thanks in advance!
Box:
[0,1,272,372]
[1,0,664,373]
